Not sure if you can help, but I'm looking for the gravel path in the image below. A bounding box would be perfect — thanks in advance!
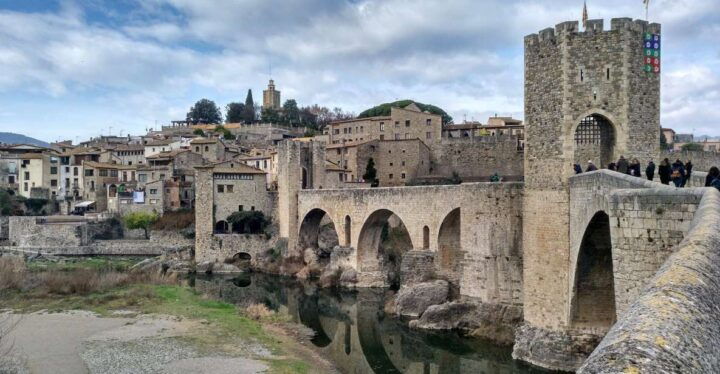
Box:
[2,312,268,374]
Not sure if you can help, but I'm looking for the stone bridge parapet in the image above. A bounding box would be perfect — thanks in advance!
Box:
[580,188,720,373]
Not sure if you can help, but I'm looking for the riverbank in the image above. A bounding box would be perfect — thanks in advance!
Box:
[0,256,336,374]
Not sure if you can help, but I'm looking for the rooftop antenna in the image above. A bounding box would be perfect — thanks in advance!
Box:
[644,0,650,21]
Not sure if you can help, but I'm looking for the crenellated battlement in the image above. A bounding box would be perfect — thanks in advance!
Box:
[525,18,661,46]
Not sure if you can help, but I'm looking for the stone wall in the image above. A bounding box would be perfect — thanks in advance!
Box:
[8,217,89,247]
[579,188,720,373]
[659,149,720,172]
[607,188,703,314]
[430,136,524,180]
[0,216,8,240]
[194,233,274,266]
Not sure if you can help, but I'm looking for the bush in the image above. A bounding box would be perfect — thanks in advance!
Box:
[123,211,159,239]
[152,209,195,231]
[0,256,26,291]
[681,143,704,152]
[227,211,269,234]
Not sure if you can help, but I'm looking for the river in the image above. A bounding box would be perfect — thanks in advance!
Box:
[192,273,544,374]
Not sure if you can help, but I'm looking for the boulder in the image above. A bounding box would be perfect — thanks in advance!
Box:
[196,260,214,274]
[303,248,318,266]
[395,280,449,319]
[338,268,357,284]
[211,262,242,274]
[410,301,523,345]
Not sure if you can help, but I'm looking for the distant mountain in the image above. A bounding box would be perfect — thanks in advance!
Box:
[0,132,50,147]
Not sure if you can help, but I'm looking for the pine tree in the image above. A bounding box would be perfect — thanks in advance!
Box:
[242,89,255,124]
[363,158,378,187]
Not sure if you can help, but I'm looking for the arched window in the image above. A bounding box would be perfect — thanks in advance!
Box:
[423,226,430,249]
[574,114,615,168]
[344,215,352,246]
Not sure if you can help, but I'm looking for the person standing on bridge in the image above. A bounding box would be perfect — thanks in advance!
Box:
[659,158,671,185]
[646,160,656,181]
[586,160,598,172]
[617,156,629,174]
[682,160,693,187]
[629,158,642,177]
[573,163,583,174]
[705,166,720,187]
[671,159,686,187]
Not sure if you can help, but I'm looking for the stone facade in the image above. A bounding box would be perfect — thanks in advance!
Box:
[329,104,442,145]
[580,189,720,373]
[519,18,662,369]
[212,166,272,229]
[430,136,524,181]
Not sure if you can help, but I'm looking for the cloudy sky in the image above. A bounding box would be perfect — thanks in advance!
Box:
[0,0,718,142]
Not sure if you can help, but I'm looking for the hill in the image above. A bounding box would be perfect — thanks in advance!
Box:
[357,100,453,124]
[0,132,50,147]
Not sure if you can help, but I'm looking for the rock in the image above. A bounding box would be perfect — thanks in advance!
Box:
[317,223,339,251]
[166,260,192,273]
[409,302,477,330]
[196,260,214,274]
[383,291,397,315]
[318,265,342,288]
[411,301,523,345]
[211,262,242,274]
[303,248,318,266]
[338,268,357,284]
[395,280,449,319]
[296,266,311,280]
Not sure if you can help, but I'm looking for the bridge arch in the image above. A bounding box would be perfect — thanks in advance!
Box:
[437,208,462,285]
[357,209,413,288]
[570,210,616,331]
[298,208,340,253]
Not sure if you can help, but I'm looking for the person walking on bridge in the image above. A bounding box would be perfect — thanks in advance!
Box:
[573,163,582,174]
[616,156,629,174]
[659,158,671,185]
[586,160,597,172]
[646,160,656,181]
[682,160,693,187]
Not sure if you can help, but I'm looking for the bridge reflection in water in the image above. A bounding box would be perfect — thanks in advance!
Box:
[192,274,542,374]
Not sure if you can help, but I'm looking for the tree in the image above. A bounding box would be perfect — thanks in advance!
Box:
[186,99,222,124]
[225,102,245,123]
[261,107,281,124]
[214,125,235,140]
[681,143,704,152]
[123,211,159,239]
[358,100,452,124]
[193,128,205,137]
[227,211,269,234]
[242,90,255,124]
[363,158,379,187]
[282,99,300,126]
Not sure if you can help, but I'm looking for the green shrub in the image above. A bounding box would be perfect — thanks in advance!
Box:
[227,211,269,234]
[123,211,159,239]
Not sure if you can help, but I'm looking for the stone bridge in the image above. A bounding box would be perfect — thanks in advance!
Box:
[296,182,524,303]
[295,170,720,371]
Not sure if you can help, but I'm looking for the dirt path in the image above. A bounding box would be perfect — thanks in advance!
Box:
[2,311,269,374]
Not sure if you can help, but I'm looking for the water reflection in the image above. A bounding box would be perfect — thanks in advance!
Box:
[192,273,543,374]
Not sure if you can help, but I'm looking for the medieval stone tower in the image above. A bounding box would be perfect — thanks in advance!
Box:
[277,140,327,254]
[517,18,661,368]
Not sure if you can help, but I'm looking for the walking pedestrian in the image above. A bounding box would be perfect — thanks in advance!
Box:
[659,158,671,185]
[608,162,617,171]
[586,160,597,172]
[646,160,656,181]
[682,160,693,187]
[573,163,582,174]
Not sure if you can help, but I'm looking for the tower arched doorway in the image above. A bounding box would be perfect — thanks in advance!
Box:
[574,114,615,169]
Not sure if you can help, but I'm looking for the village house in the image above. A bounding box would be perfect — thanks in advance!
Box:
[144,139,182,158]
[111,144,146,165]
[328,103,442,145]
[206,163,271,233]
